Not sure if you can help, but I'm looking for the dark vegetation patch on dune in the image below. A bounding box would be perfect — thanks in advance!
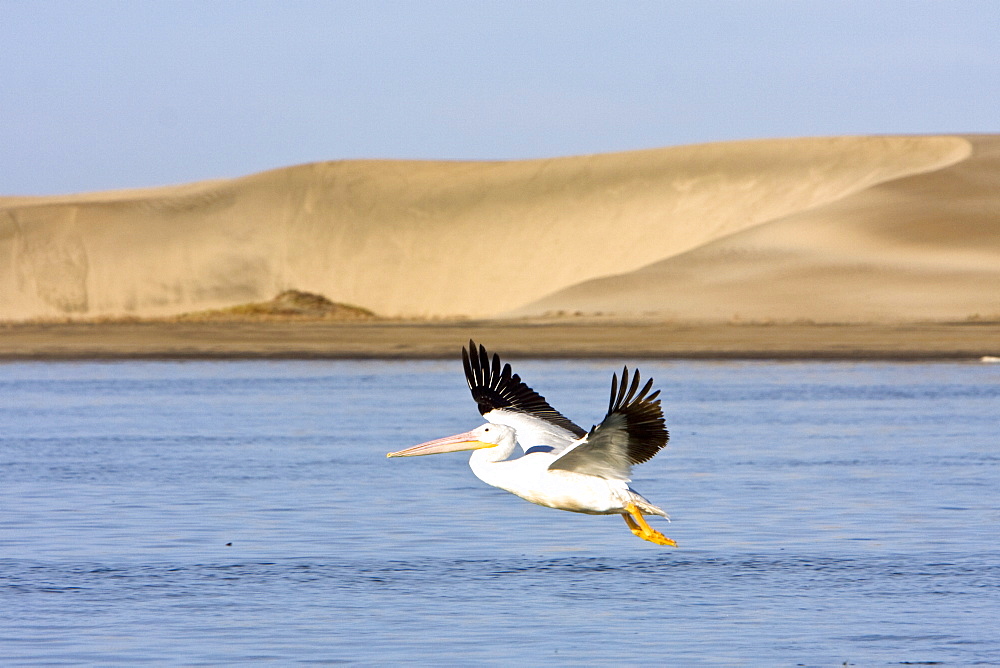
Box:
[173,290,379,321]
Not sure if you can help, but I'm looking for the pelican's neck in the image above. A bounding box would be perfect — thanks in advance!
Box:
[468,433,518,482]
[469,432,546,499]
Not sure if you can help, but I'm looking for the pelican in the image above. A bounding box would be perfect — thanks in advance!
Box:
[387,341,676,546]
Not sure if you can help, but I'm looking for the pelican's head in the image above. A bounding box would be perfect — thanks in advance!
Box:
[387,423,516,458]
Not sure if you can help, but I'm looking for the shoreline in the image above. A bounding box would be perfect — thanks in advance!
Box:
[2,320,998,361]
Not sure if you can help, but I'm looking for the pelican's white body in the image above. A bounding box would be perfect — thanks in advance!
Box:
[468,427,667,517]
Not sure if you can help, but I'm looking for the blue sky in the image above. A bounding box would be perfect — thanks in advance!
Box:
[3,1,997,195]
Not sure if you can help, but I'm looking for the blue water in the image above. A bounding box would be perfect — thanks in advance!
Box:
[1,359,998,666]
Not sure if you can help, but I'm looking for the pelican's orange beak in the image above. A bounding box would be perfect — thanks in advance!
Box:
[386,430,495,458]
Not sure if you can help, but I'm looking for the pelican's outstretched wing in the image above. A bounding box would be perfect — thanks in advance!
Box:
[463,340,585,451]
[548,367,668,481]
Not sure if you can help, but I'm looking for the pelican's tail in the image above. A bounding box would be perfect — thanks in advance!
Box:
[625,488,668,519]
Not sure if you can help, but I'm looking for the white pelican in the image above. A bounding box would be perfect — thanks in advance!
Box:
[387,341,676,546]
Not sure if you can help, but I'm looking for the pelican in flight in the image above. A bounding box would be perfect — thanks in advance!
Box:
[387,341,676,546]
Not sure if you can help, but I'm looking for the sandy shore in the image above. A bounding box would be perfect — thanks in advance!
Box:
[2,320,998,360]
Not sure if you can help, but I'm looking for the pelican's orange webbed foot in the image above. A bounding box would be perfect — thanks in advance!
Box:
[623,503,677,547]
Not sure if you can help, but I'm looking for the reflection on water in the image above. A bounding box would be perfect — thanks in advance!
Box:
[1,360,998,665]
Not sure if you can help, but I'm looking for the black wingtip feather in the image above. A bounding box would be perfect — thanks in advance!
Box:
[604,367,669,466]
[461,340,586,437]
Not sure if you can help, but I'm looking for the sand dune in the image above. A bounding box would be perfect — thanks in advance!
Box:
[1,135,996,322]
[519,136,1000,322]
